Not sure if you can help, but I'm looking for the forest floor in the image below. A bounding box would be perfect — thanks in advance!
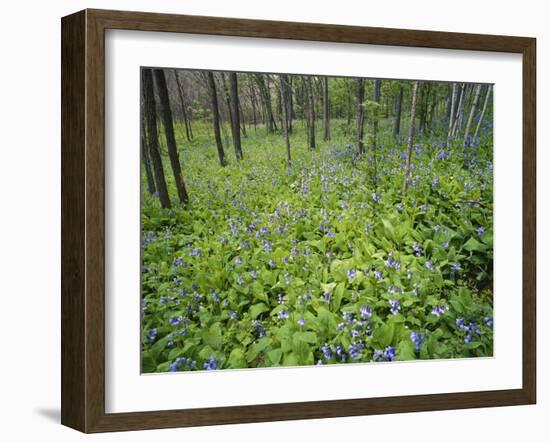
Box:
[140,118,494,373]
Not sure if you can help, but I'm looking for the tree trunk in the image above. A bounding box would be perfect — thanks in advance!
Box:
[228,72,243,160]
[451,83,466,137]
[153,68,189,205]
[254,74,276,133]
[141,69,171,208]
[447,82,457,140]
[306,76,316,149]
[402,81,420,194]
[322,77,330,141]
[173,70,192,141]
[206,71,226,167]
[463,84,483,146]
[280,74,292,167]
[140,116,156,195]
[393,85,403,139]
[372,79,381,151]
[249,80,258,132]
[473,85,492,142]
[356,78,366,156]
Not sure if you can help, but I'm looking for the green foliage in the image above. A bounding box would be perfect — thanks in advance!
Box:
[141,113,493,373]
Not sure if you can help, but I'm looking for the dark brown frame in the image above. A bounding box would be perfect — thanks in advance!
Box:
[61,8,536,433]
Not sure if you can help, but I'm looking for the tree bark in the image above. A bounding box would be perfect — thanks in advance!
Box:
[141,69,171,208]
[451,83,466,137]
[206,71,226,167]
[356,78,366,156]
[153,68,189,205]
[473,85,492,142]
[463,84,483,146]
[393,85,403,138]
[322,77,330,141]
[402,81,420,194]
[228,72,243,160]
[447,82,457,140]
[372,79,382,151]
[254,74,276,133]
[280,74,292,167]
[140,115,156,195]
[306,76,316,149]
[173,70,192,141]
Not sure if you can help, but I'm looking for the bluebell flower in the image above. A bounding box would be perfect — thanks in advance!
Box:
[374,270,383,281]
[322,343,332,359]
[360,305,372,319]
[146,328,157,343]
[277,310,289,320]
[431,305,448,317]
[425,261,434,270]
[477,227,485,237]
[389,299,400,315]
[235,256,243,265]
[372,193,381,203]
[410,331,426,350]
[347,269,356,280]
[189,248,201,257]
[228,311,237,319]
[203,356,222,370]
[412,242,422,256]
[434,225,441,233]
[297,316,305,327]
[484,316,494,328]
[169,316,184,327]
[348,342,364,359]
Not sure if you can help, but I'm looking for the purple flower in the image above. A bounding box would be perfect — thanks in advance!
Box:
[203,356,222,370]
[425,261,434,270]
[235,257,243,265]
[477,227,485,237]
[412,242,422,256]
[389,299,400,315]
[169,316,184,327]
[373,193,381,203]
[484,316,494,328]
[189,248,201,257]
[322,343,332,359]
[277,310,289,320]
[373,270,383,281]
[431,305,448,317]
[228,311,237,319]
[146,328,157,343]
[410,331,426,350]
[360,305,372,319]
[347,269,356,280]
[434,225,441,233]
[297,316,305,327]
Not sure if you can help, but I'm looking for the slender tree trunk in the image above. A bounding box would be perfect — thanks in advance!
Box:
[173,70,192,141]
[140,116,156,195]
[255,74,276,133]
[373,79,381,150]
[473,85,492,142]
[288,76,294,134]
[322,77,330,141]
[402,81,420,194]
[228,72,243,160]
[239,101,247,137]
[447,82,457,140]
[141,69,170,208]
[153,69,189,204]
[463,84,483,146]
[306,76,316,149]
[451,83,465,137]
[249,80,258,132]
[356,78,365,156]
[280,74,292,167]
[393,85,403,139]
[206,71,226,166]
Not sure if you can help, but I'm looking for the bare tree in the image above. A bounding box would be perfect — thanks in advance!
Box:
[173,70,193,141]
[451,83,466,137]
[205,71,226,167]
[393,85,403,139]
[463,84,483,146]
[153,69,189,205]
[322,77,330,141]
[447,82,457,140]
[306,76,316,149]
[356,78,366,156]
[473,85,492,142]
[254,74,277,133]
[228,72,243,160]
[140,116,156,195]
[402,81,420,193]
[141,69,170,208]
[280,74,292,167]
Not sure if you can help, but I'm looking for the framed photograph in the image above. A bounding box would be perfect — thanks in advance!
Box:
[61,9,536,433]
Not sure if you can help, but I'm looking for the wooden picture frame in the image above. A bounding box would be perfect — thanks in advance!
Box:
[61,8,536,433]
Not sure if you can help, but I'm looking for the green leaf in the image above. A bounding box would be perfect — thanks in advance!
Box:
[249,302,269,319]
[228,348,247,368]
[202,323,222,349]
[246,337,272,362]
[373,323,395,347]
[332,282,346,311]
[463,237,487,252]
[266,348,283,365]
[397,339,417,361]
